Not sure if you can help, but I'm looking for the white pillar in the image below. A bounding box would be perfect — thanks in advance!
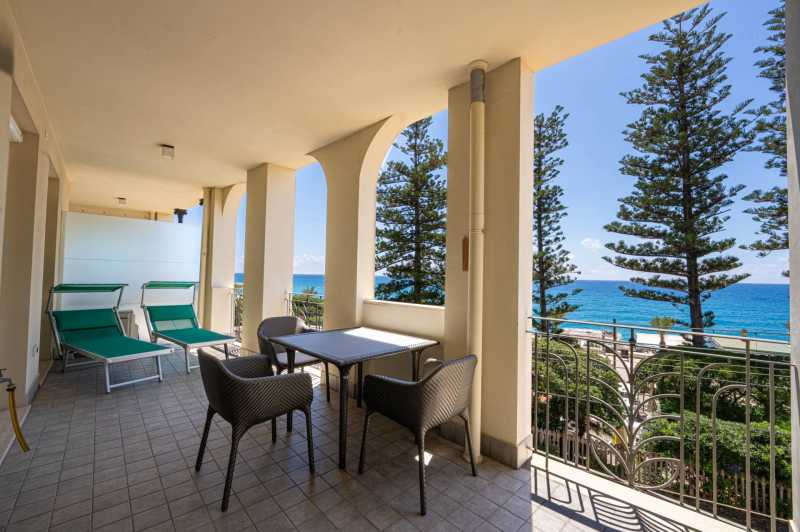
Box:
[310,116,405,330]
[0,130,51,404]
[241,164,295,352]
[445,58,534,468]
[198,184,244,334]
[785,0,799,525]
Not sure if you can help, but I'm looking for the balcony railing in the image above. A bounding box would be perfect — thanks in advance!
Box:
[232,286,243,340]
[230,288,325,340]
[530,316,793,532]
[286,291,324,330]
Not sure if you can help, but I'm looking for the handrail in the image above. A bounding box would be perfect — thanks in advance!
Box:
[529,315,789,345]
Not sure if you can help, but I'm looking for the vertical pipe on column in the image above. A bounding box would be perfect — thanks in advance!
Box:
[786,0,799,526]
[467,60,487,462]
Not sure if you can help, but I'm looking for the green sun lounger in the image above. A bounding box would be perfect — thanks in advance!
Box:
[47,284,172,393]
[141,281,235,374]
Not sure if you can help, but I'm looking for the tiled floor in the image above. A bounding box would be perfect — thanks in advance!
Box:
[0,350,721,532]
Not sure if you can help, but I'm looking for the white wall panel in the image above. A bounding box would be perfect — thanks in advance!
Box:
[61,212,201,338]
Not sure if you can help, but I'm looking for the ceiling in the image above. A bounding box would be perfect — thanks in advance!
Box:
[10,0,701,212]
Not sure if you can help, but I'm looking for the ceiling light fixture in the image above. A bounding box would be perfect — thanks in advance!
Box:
[159,144,175,159]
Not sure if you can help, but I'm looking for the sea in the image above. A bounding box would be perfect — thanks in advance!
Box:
[235,273,790,340]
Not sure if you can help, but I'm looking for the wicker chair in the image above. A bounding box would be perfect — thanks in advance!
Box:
[257,316,331,403]
[358,354,478,515]
[195,349,314,512]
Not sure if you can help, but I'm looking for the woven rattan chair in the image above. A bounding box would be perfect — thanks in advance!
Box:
[195,349,315,512]
[358,354,478,515]
[257,316,331,403]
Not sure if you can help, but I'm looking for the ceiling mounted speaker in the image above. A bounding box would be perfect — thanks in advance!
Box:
[160,144,175,159]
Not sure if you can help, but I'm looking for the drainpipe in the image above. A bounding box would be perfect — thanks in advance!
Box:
[467,60,487,463]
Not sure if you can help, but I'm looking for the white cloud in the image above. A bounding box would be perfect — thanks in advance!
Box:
[293,254,325,274]
[580,237,603,251]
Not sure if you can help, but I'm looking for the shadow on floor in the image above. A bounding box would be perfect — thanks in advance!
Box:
[530,466,700,532]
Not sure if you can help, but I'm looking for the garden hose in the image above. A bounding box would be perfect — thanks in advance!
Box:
[6,384,29,453]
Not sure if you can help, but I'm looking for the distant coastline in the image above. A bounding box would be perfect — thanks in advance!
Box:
[234,273,788,338]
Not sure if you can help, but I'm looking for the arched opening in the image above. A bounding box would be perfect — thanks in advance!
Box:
[288,162,327,328]
[374,110,448,306]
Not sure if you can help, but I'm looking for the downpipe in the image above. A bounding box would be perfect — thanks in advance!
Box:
[0,369,29,453]
[467,59,487,463]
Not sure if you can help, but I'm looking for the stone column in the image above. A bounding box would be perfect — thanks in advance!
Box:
[785,0,799,525]
[0,130,51,404]
[198,184,244,334]
[445,58,534,468]
[241,164,295,352]
[310,116,405,330]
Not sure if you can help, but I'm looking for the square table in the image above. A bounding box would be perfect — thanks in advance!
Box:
[269,327,439,469]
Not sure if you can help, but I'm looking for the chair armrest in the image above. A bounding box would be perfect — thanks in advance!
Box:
[363,374,422,431]
[228,372,313,424]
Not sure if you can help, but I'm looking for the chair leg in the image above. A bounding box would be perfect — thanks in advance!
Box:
[358,411,372,474]
[271,418,277,443]
[303,407,315,474]
[184,347,191,375]
[195,407,214,472]
[417,431,427,515]
[221,424,246,512]
[461,414,477,477]
[324,363,330,403]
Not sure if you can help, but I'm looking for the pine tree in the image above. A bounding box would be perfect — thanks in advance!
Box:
[743,0,788,275]
[604,6,753,341]
[375,117,447,305]
[532,106,580,332]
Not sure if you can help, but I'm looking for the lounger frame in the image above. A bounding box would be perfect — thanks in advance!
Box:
[47,284,172,393]
[141,281,234,374]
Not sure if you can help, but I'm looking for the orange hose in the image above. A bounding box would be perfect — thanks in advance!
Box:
[6,385,29,453]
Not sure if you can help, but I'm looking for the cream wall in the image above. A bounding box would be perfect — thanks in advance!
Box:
[311,116,406,330]
[61,212,202,339]
[0,131,49,404]
[361,299,445,380]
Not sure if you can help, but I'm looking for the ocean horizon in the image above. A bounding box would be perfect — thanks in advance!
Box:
[235,273,789,339]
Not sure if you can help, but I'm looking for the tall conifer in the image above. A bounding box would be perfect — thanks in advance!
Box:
[743,0,787,274]
[375,118,447,305]
[532,106,580,331]
[604,6,753,340]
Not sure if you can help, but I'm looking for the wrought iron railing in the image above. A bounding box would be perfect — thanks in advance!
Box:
[286,292,324,330]
[232,286,243,340]
[531,316,793,532]
[230,288,324,339]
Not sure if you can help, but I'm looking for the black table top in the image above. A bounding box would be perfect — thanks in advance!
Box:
[269,327,438,366]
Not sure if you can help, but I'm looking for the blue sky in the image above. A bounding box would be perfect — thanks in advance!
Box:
[189,0,787,284]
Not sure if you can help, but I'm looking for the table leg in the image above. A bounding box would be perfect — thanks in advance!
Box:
[357,363,363,408]
[338,364,352,469]
[286,348,295,432]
